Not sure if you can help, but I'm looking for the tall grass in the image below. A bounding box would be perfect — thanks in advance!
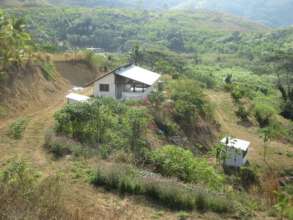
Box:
[0,161,75,220]
[91,163,234,213]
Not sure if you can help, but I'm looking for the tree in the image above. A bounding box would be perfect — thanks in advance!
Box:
[129,44,143,65]
[266,50,293,120]
[0,11,32,75]
[124,109,149,162]
[259,125,277,167]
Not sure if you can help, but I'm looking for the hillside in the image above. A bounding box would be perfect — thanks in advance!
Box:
[6,7,269,54]
[0,7,292,220]
[1,0,293,27]
[172,0,293,27]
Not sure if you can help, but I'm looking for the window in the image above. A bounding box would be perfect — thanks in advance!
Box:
[100,84,109,92]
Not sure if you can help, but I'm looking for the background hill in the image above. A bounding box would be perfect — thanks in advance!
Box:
[7,7,269,53]
[1,0,293,27]
[172,0,293,27]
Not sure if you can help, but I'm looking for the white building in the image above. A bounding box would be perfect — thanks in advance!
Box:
[220,137,250,168]
[66,93,90,104]
[92,64,161,100]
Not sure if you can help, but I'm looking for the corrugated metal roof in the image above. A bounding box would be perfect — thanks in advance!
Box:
[220,137,250,151]
[66,93,90,102]
[116,65,161,86]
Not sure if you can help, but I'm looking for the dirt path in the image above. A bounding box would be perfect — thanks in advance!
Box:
[207,90,293,170]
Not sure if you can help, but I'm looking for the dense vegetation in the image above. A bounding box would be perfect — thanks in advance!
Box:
[6,7,269,53]
[0,10,32,78]
[2,0,293,27]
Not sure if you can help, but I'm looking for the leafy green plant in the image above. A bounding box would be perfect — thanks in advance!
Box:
[54,98,150,160]
[168,79,213,126]
[274,191,291,220]
[236,104,250,122]
[8,117,29,139]
[254,102,276,128]
[41,62,56,80]
[151,145,224,190]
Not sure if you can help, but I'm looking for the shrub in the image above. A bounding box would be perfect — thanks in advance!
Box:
[154,116,178,136]
[235,105,250,121]
[254,102,276,127]
[168,79,213,124]
[44,130,94,158]
[41,62,56,80]
[151,145,224,190]
[190,73,216,89]
[239,166,259,189]
[8,117,29,139]
[231,84,246,103]
[54,98,149,159]
[208,196,233,213]
[281,101,293,120]
[195,192,209,212]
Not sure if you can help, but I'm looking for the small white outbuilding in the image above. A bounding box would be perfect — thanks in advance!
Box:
[66,93,90,104]
[220,137,250,168]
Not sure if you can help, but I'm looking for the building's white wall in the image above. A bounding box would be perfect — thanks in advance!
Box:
[224,148,247,167]
[94,73,116,98]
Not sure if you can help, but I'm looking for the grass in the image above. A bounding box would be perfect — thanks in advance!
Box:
[44,129,98,159]
[91,163,234,213]
[0,105,8,118]
[0,161,75,220]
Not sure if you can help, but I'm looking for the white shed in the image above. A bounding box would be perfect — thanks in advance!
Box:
[220,137,250,168]
[66,93,90,104]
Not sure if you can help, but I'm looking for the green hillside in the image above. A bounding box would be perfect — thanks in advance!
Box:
[7,7,269,53]
[1,0,293,27]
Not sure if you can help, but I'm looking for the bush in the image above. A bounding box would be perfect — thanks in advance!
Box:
[41,62,56,80]
[281,101,293,120]
[168,79,213,124]
[44,130,94,158]
[239,166,259,189]
[190,73,216,89]
[235,105,250,121]
[195,192,209,212]
[54,98,149,159]
[151,145,224,190]
[8,117,29,139]
[254,102,276,127]
[231,84,246,103]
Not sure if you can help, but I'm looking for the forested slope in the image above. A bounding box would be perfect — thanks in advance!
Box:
[7,7,269,53]
[1,0,293,27]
